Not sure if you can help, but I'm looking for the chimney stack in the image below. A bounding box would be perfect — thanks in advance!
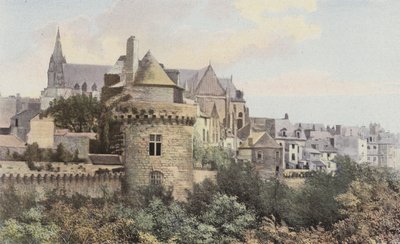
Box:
[125,36,139,83]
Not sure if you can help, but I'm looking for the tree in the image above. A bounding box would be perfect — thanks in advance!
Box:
[45,94,101,132]
[0,207,60,244]
[200,193,256,242]
[217,160,263,214]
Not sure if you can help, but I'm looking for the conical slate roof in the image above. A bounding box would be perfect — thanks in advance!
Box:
[52,28,65,63]
[133,51,177,87]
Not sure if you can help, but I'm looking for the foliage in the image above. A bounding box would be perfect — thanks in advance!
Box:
[0,184,37,222]
[186,178,219,216]
[200,193,256,242]
[0,208,60,244]
[11,143,82,165]
[45,94,101,132]
[217,160,263,215]
[333,180,400,242]
[0,154,399,243]
[193,132,232,170]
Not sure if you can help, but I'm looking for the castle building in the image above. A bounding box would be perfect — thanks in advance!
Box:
[40,29,112,110]
[102,36,197,200]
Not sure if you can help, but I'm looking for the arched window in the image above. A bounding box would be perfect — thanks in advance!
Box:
[150,171,163,185]
[74,83,80,90]
[238,112,243,118]
[82,82,87,92]
[296,131,301,138]
[91,83,97,91]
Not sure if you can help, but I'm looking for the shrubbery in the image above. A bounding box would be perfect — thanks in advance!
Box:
[0,156,399,243]
[9,143,85,170]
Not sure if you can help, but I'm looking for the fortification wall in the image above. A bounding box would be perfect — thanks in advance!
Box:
[0,172,123,199]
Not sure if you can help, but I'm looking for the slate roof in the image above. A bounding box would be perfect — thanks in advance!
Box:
[11,109,40,121]
[240,128,281,149]
[107,55,126,75]
[89,154,122,165]
[0,135,26,148]
[194,65,225,96]
[63,63,111,89]
[133,51,179,88]
[178,67,208,90]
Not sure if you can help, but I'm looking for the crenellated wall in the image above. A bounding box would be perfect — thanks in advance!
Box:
[0,172,123,198]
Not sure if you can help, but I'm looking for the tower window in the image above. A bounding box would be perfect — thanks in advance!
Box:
[257,151,263,160]
[150,171,163,185]
[149,134,162,156]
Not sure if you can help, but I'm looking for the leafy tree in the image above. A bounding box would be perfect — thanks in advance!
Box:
[45,94,101,132]
[0,208,60,244]
[200,193,256,242]
[185,178,219,216]
[217,160,263,215]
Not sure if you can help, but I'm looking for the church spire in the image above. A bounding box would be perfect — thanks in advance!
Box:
[47,28,66,88]
[52,27,65,62]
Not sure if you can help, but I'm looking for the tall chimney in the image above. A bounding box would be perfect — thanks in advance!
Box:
[125,36,139,82]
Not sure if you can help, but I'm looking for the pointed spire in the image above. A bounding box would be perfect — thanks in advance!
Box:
[56,27,60,39]
[52,28,64,61]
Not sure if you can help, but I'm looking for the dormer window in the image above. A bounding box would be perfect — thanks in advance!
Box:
[280,128,287,137]
[82,82,87,92]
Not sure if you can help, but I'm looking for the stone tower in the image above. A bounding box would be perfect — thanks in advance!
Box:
[47,28,66,88]
[102,37,197,200]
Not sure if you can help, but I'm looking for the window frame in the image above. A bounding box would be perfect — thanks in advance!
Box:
[150,171,163,185]
[149,134,162,156]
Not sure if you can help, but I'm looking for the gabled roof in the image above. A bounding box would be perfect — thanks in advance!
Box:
[194,65,225,96]
[63,63,111,88]
[178,67,208,90]
[240,128,281,149]
[133,51,178,88]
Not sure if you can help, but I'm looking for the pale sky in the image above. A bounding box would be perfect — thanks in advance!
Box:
[1,0,400,132]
